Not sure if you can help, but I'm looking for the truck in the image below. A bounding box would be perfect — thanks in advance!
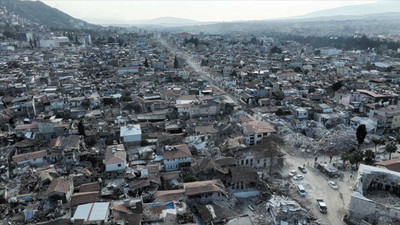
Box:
[316,199,327,213]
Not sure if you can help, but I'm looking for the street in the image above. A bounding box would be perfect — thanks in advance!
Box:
[283,151,356,225]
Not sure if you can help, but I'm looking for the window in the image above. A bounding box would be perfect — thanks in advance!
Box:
[118,164,121,167]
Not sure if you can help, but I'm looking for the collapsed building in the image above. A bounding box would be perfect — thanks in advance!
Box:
[267,195,308,225]
[348,164,400,224]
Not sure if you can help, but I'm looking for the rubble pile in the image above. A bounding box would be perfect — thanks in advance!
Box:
[365,191,400,208]
[275,119,358,155]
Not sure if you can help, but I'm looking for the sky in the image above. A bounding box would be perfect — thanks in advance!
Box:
[41,0,376,24]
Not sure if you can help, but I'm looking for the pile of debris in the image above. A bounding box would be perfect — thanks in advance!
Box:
[273,117,358,155]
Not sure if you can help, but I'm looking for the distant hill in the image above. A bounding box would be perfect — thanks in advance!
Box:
[0,0,99,29]
[297,1,400,19]
[127,17,216,27]
[172,11,400,36]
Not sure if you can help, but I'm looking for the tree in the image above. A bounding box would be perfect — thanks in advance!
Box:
[270,46,282,54]
[78,120,85,136]
[348,148,364,169]
[341,151,350,165]
[144,58,149,68]
[356,124,367,149]
[364,149,375,165]
[107,37,115,43]
[174,56,179,68]
[371,137,385,154]
[386,142,397,160]
[331,81,343,92]
[294,67,302,73]
[120,91,132,102]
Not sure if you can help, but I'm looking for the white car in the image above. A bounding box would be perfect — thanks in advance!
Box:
[289,170,297,177]
[293,175,304,181]
[328,181,338,190]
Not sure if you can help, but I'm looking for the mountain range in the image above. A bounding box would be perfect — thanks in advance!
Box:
[0,0,98,29]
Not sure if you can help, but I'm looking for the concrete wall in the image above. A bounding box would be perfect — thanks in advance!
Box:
[164,157,191,171]
[348,195,377,223]
[106,162,126,172]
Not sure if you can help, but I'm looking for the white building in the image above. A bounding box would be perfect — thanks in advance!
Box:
[120,124,141,145]
[39,37,70,48]
[116,67,139,75]
[73,202,110,223]
[240,120,276,146]
[104,144,126,172]
[163,144,192,171]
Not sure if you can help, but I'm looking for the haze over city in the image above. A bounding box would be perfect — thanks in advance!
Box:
[42,0,375,24]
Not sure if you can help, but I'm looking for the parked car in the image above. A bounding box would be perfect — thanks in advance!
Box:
[297,185,306,197]
[316,199,327,213]
[248,204,255,211]
[293,175,304,181]
[298,166,307,173]
[328,181,338,190]
[289,170,297,177]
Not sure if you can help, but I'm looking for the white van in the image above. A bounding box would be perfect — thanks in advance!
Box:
[297,185,306,197]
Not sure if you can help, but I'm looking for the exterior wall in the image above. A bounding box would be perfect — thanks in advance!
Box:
[245,133,264,146]
[38,122,54,134]
[106,162,126,172]
[187,192,225,204]
[232,190,260,198]
[117,68,139,75]
[237,155,282,170]
[164,157,192,171]
[123,134,141,143]
[348,195,377,222]
[392,115,400,129]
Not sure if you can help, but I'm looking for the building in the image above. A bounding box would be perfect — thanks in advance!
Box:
[120,124,142,145]
[163,144,192,172]
[104,144,127,173]
[73,202,110,223]
[184,179,227,203]
[12,150,47,166]
[348,164,400,224]
[240,120,276,146]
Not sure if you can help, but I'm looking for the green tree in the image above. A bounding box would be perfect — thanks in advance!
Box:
[270,46,282,54]
[356,124,367,149]
[294,67,302,73]
[120,91,132,102]
[341,151,350,165]
[364,149,375,165]
[371,137,385,154]
[332,81,343,92]
[78,120,85,136]
[174,56,179,68]
[386,142,397,160]
[349,148,364,169]
[107,37,115,43]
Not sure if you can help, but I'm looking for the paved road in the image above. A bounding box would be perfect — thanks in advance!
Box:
[283,152,356,225]
[157,35,239,106]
